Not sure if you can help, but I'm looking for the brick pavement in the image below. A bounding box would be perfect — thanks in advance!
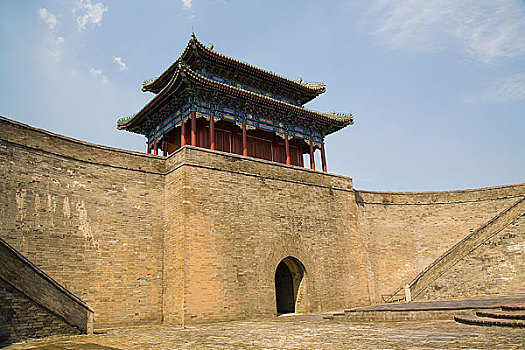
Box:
[4,316,524,349]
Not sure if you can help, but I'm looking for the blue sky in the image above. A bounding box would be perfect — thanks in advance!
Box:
[0,0,523,191]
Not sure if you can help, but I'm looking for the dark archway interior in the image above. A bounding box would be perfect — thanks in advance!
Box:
[275,261,295,314]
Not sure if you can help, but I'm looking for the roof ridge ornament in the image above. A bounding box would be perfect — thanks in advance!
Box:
[142,35,327,99]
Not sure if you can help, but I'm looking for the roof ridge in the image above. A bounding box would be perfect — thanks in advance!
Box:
[190,35,326,92]
[142,34,326,94]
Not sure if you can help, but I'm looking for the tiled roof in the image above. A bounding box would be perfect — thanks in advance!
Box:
[142,34,326,97]
[118,61,353,131]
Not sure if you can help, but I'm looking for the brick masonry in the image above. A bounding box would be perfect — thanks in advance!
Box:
[354,187,524,304]
[0,117,165,328]
[163,146,365,324]
[0,278,80,345]
[0,236,93,339]
[419,214,524,300]
[0,116,523,328]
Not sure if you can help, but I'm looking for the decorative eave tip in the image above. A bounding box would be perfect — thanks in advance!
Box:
[142,78,156,90]
[116,113,137,129]
[296,78,326,92]
[324,111,354,125]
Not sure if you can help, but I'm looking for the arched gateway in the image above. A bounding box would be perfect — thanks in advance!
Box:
[274,257,306,315]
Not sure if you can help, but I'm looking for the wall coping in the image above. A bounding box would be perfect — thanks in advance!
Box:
[2,115,522,196]
[354,183,525,205]
[168,145,354,179]
[166,145,354,191]
[0,115,158,160]
[355,183,525,196]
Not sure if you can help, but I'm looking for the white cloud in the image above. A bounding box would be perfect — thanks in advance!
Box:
[182,0,192,9]
[113,57,128,71]
[89,68,109,84]
[370,0,525,63]
[38,8,58,30]
[465,73,525,104]
[47,37,65,60]
[75,0,108,31]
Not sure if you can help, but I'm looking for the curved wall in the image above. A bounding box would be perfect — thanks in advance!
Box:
[1,115,523,328]
[355,185,525,303]
[419,213,524,300]
[0,116,166,327]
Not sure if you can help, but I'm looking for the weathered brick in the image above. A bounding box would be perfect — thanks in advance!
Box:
[0,116,523,330]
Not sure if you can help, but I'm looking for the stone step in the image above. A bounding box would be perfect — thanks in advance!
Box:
[321,311,345,319]
[454,315,525,328]
[502,304,525,311]
[477,310,525,320]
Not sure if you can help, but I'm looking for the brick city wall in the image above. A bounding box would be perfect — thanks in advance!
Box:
[0,236,93,340]
[162,146,368,324]
[419,214,524,300]
[355,185,525,304]
[0,117,166,328]
[0,278,80,345]
[1,116,523,328]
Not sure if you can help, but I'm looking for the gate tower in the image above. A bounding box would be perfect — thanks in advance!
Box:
[117,34,353,171]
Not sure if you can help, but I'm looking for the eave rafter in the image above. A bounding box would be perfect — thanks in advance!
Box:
[118,61,353,136]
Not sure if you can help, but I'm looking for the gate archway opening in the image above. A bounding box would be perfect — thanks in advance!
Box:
[274,256,306,315]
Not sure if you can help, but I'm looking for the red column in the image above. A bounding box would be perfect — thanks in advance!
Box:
[153,139,158,156]
[180,118,186,147]
[209,115,215,150]
[191,111,197,146]
[285,135,291,165]
[242,123,248,156]
[299,142,304,167]
[272,135,278,162]
[321,143,327,172]
[309,140,315,170]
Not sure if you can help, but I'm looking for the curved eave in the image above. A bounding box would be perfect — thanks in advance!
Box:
[143,34,326,99]
[189,37,326,95]
[141,39,195,94]
[180,64,352,127]
[118,64,185,132]
[121,63,353,135]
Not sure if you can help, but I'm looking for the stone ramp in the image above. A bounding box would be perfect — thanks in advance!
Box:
[0,237,94,345]
[322,295,525,321]
[386,197,525,303]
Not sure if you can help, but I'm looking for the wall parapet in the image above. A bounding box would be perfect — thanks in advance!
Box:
[355,184,525,205]
[0,115,166,175]
[167,146,354,192]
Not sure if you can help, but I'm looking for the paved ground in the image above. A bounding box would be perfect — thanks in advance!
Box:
[348,295,525,312]
[4,316,525,350]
